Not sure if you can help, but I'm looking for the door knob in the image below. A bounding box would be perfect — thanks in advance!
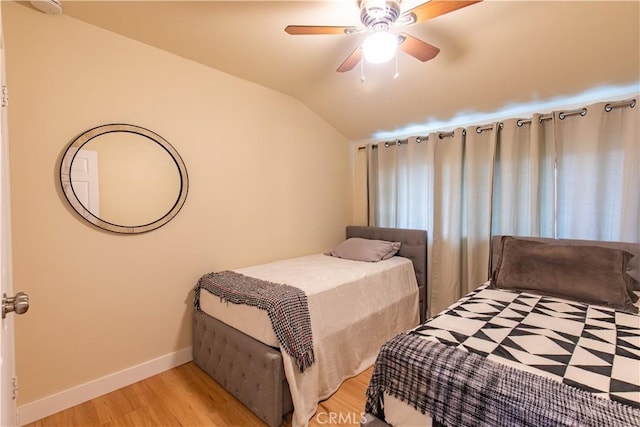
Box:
[2,292,29,319]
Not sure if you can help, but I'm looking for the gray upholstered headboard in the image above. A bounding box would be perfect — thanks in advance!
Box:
[346,225,428,321]
[491,236,640,281]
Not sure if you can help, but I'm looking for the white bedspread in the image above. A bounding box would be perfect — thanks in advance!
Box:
[201,253,419,427]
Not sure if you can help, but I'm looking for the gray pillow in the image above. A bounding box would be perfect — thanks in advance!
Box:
[628,256,640,290]
[330,238,401,262]
[491,237,638,314]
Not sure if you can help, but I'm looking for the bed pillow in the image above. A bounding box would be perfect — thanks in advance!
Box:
[329,238,401,262]
[491,237,638,314]
[629,256,640,290]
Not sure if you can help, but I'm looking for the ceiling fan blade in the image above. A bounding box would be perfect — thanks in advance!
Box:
[398,34,440,62]
[336,47,362,72]
[285,25,361,35]
[401,0,482,24]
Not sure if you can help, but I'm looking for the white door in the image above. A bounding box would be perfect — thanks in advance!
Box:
[1,6,20,426]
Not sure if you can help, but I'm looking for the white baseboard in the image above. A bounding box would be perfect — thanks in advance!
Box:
[17,347,193,426]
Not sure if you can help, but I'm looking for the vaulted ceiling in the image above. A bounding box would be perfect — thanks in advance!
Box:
[51,1,640,141]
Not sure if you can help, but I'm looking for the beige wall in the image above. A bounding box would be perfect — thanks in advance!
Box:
[3,1,352,405]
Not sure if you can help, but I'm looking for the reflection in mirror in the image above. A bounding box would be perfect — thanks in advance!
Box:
[60,124,188,234]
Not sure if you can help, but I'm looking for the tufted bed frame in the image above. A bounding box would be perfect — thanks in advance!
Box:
[192,226,428,427]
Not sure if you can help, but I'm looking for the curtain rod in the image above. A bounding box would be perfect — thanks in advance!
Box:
[357,98,636,149]
[605,98,636,111]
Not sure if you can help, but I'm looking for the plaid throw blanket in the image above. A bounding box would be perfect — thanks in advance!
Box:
[194,271,315,372]
[365,333,640,427]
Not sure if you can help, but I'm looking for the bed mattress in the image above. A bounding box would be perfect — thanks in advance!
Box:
[199,253,417,347]
[199,283,280,347]
[370,283,640,426]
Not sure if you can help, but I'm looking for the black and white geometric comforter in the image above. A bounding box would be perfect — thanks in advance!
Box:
[412,284,639,408]
[365,284,640,427]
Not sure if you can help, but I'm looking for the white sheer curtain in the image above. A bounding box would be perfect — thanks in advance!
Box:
[367,98,639,316]
[371,138,434,231]
[371,136,436,308]
[555,101,640,242]
[492,114,556,238]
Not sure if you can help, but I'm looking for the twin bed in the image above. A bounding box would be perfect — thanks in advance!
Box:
[193,228,640,427]
[363,235,640,426]
[192,226,428,427]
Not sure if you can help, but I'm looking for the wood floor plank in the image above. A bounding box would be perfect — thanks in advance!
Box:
[24,362,373,427]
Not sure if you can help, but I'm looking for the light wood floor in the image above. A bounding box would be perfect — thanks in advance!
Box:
[25,362,373,427]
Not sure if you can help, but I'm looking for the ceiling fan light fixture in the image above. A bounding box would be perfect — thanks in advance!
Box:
[362,31,398,64]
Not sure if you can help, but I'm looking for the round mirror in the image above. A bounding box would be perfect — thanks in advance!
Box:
[60,124,189,234]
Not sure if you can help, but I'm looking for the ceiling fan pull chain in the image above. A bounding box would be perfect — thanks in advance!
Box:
[360,55,366,83]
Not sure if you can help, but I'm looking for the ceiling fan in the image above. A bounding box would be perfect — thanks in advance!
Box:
[285,0,482,72]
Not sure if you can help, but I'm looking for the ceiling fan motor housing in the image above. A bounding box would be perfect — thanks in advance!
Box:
[360,0,402,29]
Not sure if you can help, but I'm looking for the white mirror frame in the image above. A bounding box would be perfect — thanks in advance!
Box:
[60,124,189,234]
